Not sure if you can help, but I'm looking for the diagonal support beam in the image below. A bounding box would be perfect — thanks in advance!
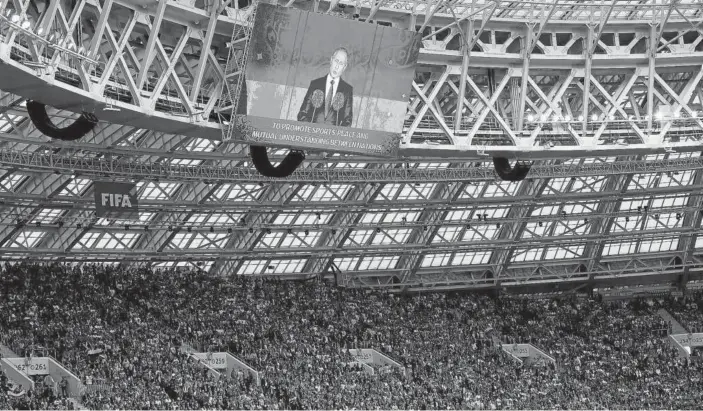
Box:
[190,7,220,103]
[136,0,168,89]
[465,71,518,144]
[88,0,113,60]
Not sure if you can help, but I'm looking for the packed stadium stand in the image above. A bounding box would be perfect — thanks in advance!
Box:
[1,0,703,409]
[1,263,703,410]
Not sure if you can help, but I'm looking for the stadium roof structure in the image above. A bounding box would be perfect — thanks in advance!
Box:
[0,0,702,291]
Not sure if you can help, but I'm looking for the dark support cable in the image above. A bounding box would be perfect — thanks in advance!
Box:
[250,146,305,178]
[493,157,532,181]
[26,101,98,141]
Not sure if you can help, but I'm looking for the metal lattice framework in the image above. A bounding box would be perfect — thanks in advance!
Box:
[0,0,702,290]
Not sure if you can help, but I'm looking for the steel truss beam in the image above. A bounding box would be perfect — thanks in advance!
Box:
[0,0,702,290]
[2,149,703,182]
[1,0,703,160]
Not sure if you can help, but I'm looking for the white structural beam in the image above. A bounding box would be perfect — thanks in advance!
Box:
[136,0,169,89]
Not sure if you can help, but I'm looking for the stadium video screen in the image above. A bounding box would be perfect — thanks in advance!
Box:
[235,2,421,157]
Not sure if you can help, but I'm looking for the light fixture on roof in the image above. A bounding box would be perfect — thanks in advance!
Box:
[527,114,534,122]
[20,20,30,30]
[591,114,598,122]
[564,115,571,122]
[10,14,20,23]
[691,110,698,118]
[674,112,680,118]
[578,115,584,122]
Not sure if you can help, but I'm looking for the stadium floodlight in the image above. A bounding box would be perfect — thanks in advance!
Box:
[692,111,698,118]
[10,14,20,23]
[564,115,571,122]
[591,114,598,122]
[20,20,30,30]
[674,112,680,118]
[578,115,584,121]
[527,114,534,122]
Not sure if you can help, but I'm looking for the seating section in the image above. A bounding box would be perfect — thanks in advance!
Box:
[658,291,703,334]
[1,263,703,409]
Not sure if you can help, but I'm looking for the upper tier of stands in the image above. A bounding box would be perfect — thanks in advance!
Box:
[1,263,702,410]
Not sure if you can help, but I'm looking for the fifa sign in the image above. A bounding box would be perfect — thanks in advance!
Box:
[94,181,139,218]
[101,193,133,208]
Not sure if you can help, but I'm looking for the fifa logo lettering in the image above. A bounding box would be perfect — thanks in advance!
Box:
[101,193,133,208]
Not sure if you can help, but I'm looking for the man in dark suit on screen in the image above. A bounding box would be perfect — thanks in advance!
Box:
[297,47,353,127]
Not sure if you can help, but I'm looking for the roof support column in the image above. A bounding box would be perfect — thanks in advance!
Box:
[647,23,656,131]
[582,24,594,134]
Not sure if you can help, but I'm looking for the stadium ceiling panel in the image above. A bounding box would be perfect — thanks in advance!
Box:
[0,0,701,290]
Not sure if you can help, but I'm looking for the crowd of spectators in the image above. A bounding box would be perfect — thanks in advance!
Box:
[1,262,703,410]
[654,290,703,333]
[0,368,73,410]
